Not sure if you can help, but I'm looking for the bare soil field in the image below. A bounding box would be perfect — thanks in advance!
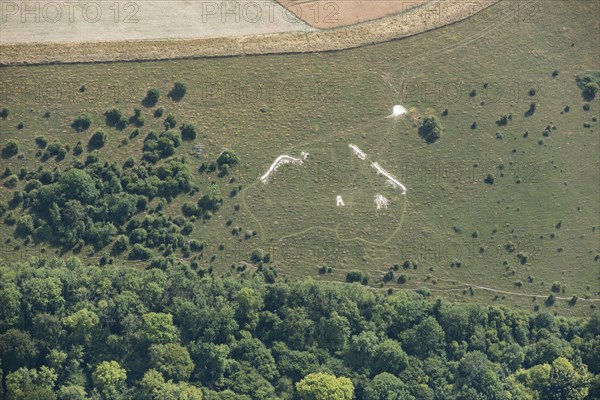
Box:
[0,0,313,44]
[275,0,429,29]
[0,0,500,65]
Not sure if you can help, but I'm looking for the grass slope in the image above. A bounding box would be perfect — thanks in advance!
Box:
[0,0,598,317]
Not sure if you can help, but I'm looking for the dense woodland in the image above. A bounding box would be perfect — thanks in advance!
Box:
[0,257,598,400]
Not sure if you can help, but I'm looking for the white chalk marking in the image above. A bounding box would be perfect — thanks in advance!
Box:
[374,194,390,209]
[349,144,367,160]
[260,154,303,183]
[389,104,407,118]
[371,162,407,194]
[336,195,345,206]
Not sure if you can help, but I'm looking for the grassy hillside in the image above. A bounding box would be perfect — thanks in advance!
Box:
[1,0,598,317]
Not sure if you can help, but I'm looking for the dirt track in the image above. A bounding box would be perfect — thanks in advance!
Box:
[0,0,501,66]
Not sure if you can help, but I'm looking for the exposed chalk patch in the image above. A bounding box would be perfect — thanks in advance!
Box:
[260,154,304,184]
[371,162,407,194]
[349,144,367,160]
[374,194,390,209]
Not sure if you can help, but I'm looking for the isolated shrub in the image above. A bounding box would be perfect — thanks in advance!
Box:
[145,88,160,106]
[0,108,9,119]
[180,124,197,141]
[418,117,444,144]
[551,282,562,293]
[496,114,512,126]
[346,271,364,283]
[583,82,599,100]
[484,174,495,185]
[73,142,84,155]
[169,81,187,100]
[164,114,176,129]
[525,102,537,117]
[88,130,107,149]
[2,141,19,158]
[3,174,18,188]
[216,150,240,169]
[72,114,92,132]
[383,270,394,282]
[250,249,264,264]
[104,109,123,127]
[154,107,164,118]
[576,71,600,100]
[197,189,222,214]
[35,136,48,148]
[545,294,556,306]
[46,142,64,158]
[569,296,578,306]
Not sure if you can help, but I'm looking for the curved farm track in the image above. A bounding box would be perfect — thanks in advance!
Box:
[0,0,500,66]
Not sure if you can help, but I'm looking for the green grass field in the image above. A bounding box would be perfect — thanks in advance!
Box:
[1,0,598,317]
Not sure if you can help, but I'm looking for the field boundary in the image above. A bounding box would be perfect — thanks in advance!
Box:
[0,0,500,66]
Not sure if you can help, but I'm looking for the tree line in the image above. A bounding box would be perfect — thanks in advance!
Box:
[0,257,598,399]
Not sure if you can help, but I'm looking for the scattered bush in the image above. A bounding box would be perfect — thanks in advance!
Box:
[145,88,160,107]
[0,108,9,119]
[247,249,263,264]
[72,114,92,132]
[583,82,599,100]
[2,140,19,158]
[73,142,84,156]
[418,117,444,144]
[551,282,562,293]
[88,130,107,149]
[576,71,600,100]
[164,114,176,129]
[180,124,197,141]
[35,136,48,148]
[169,81,187,101]
[496,114,512,126]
